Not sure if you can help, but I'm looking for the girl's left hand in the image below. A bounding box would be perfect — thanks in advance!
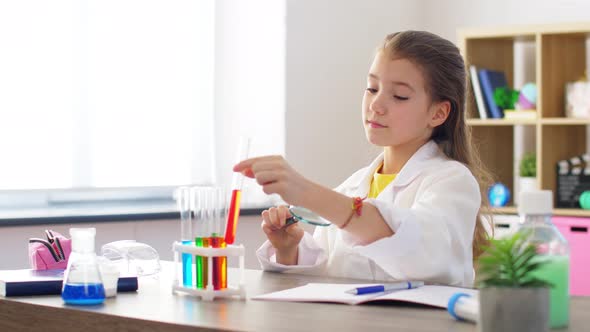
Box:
[233,155,312,206]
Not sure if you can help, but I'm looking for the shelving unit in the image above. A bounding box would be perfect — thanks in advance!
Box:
[458,22,590,217]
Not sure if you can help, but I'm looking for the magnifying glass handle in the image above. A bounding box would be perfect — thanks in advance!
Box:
[284,216,298,228]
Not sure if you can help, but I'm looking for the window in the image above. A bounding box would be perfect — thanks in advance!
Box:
[0,0,285,212]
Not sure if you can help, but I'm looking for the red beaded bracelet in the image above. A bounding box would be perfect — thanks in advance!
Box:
[339,196,365,229]
[352,196,364,216]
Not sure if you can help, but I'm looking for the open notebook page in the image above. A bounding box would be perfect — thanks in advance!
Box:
[252,283,478,307]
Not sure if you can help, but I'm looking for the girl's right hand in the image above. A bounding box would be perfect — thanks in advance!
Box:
[261,206,304,254]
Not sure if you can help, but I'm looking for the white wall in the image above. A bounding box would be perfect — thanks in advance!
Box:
[214,0,286,206]
[285,0,424,187]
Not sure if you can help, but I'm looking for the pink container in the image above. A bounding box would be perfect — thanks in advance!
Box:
[552,216,590,296]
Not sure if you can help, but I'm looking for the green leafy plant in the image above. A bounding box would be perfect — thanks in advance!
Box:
[519,153,536,177]
[477,232,551,288]
[494,87,520,109]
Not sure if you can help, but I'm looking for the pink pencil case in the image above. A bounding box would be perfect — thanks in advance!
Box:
[29,230,72,270]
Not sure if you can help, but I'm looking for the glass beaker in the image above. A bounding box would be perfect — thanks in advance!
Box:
[62,228,106,305]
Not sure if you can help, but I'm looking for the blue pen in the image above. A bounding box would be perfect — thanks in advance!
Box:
[345,281,424,295]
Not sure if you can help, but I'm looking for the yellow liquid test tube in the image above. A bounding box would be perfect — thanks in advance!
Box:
[192,187,209,289]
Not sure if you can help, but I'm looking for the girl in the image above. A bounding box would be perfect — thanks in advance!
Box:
[234,30,492,286]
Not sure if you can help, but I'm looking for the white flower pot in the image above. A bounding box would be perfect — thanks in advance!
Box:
[516,177,538,205]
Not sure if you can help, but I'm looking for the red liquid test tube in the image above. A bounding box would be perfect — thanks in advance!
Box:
[212,187,227,290]
[224,137,250,245]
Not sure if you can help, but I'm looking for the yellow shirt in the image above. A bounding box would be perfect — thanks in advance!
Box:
[368,165,397,199]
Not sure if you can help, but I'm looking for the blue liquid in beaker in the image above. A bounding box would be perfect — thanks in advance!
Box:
[62,283,106,305]
[182,240,193,286]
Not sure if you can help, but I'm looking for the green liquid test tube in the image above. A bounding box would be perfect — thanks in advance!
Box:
[195,236,209,289]
[193,186,216,289]
[195,236,202,288]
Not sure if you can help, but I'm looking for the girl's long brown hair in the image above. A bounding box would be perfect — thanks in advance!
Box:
[379,31,494,260]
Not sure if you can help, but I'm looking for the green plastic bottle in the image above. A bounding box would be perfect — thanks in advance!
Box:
[518,190,570,328]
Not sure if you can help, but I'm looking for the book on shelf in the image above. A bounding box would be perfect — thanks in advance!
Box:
[1,268,138,297]
[478,69,509,118]
[469,65,488,119]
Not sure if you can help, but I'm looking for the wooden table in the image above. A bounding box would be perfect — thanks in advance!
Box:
[1,263,589,331]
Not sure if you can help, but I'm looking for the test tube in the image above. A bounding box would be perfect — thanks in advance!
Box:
[212,187,227,290]
[447,292,478,324]
[176,187,192,287]
[193,187,209,289]
[224,137,250,245]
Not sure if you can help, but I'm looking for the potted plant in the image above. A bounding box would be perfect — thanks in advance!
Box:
[477,232,551,332]
[518,152,538,203]
[495,84,538,120]
[494,86,520,111]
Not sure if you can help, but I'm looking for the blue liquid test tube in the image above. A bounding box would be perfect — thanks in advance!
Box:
[176,187,192,287]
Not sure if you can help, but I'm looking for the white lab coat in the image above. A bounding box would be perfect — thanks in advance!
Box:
[256,140,481,286]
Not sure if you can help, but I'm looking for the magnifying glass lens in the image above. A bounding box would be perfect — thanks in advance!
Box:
[285,206,331,227]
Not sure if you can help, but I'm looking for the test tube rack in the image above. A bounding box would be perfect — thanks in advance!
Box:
[171,241,246,301]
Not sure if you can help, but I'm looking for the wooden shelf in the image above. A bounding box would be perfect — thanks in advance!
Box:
[460,22,590,213]
[491,206,518,215]
[553,209,590,217]
[540,118,590,125]
[466,118,590,126]
[490,206,590,217]
[466,119,536,126]
[458,22,590,39]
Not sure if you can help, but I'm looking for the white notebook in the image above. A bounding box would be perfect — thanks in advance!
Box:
[252,283,478,307]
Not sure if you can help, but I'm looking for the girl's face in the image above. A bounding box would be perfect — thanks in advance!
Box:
[362,52,448,148]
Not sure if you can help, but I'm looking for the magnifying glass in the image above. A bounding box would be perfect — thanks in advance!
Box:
[284,206,331,227]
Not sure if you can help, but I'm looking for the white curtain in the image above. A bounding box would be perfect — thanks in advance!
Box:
[0,0,215,190]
